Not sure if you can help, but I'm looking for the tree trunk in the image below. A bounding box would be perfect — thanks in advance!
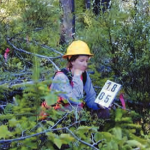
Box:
[93,0,111,15]
[59,0,75,44]
[85,0,91,9]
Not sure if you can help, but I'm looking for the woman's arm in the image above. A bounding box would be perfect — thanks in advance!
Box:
[50,72,84,105]
[84,72,100,110]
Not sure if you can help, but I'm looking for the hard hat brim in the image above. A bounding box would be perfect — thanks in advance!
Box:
[62,53,94,59]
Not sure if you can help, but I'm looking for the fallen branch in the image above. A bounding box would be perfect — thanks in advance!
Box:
[0,79,50,88]
[0,69,52,87]
[16,37,64,56]
[7,38,60,71]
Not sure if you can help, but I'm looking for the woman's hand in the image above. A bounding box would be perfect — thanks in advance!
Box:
[98,104,106,109]
[98,104,112,110]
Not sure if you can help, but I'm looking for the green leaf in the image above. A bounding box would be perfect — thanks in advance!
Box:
[111,127,122,140]
[45,93,58,106]
[129,133,148,145]
[126,140,143,148]
[37,127,43,133]
[54,138,62,149]
[46,132,57,141]
[106,140,119,150]
[0,125,12,139]
[60,134,75,143]
[9,148,17,150]
[47,121,55,126]
[91,126,98,132]
[76,126,94,140]
[23,138,37,149]
[94,132,113,142]
[16,62,22,69]
[4,103,13,114]
[9,118,18,127]
[115,108,123,122]
[21,147,28,150]
[122,123,141,129]
[120,117,132,123]
[77,126,92,133]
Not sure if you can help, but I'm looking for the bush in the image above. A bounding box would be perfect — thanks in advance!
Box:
[77,0,150,104]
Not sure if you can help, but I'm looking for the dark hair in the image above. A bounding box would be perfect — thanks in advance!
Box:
[67,55,80,69]
[67,55,89,69]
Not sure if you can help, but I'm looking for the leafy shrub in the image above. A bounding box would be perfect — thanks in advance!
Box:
[77,0,150,104]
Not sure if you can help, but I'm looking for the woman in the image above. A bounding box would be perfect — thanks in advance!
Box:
[40,40,109,119]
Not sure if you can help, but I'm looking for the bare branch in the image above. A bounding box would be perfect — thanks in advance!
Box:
[65,127,100,150]
[18,37,64,56]
[41,44,63,56]
[7,38,60,71]
[50,112,69,129]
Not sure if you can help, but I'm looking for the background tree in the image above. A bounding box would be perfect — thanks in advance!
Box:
[77,0,150,110]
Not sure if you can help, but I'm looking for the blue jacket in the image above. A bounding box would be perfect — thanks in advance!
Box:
[50,70,100,110]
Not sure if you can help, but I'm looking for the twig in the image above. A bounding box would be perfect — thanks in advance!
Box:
[7,38,60,71]
[0,105,6,110]
[113,102,130,111]
[11,72,32,77]
[50,113,69,129]
[0,78,52,88]
[0,69,52,87]
[41,44,63,56]
[7,38,61,60]
[91,133,104,147]
[47,58,60,71]
[94,140,104,146]
[30,120,48,132]
[0,130,49,144]
[16,37,64,56]
[65,127,100,150]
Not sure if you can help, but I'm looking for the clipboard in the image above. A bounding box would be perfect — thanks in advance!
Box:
[95,80,122,108]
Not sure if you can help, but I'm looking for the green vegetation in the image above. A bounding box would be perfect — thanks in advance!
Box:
[0,0,150,149]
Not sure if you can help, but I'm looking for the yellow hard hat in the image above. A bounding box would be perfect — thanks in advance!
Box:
[62,40,93,59]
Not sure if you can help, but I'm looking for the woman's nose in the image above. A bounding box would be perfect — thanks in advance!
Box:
[84,61,88,66]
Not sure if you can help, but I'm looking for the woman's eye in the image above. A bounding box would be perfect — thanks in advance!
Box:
[79,59,89,63]
[80,59,84,62]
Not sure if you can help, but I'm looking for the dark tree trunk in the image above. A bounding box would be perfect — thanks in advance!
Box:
[93,0,111,15]
[85,0,91,9]
[71,0,75,39]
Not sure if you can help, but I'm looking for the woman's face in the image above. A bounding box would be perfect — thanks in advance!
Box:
[71,55,89,72]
